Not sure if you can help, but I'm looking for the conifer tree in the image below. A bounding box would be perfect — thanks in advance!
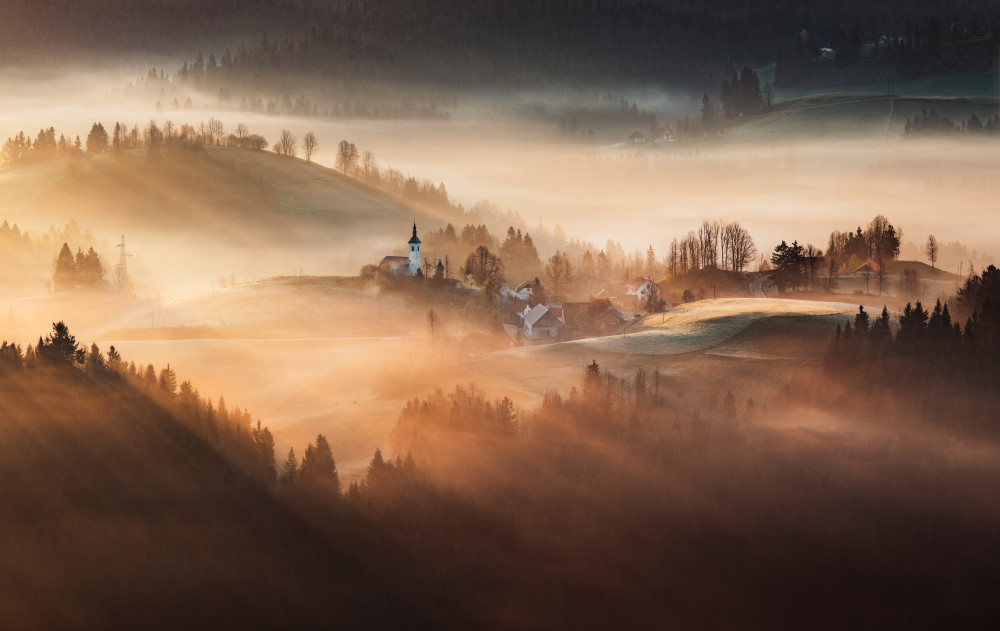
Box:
[158,364,177,395]
[282,447,299,484]
[300,434,340,495]
[52,243,77,291]
[36,321,84,364]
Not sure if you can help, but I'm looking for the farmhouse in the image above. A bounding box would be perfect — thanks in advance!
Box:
[625,277,659,303]
[628,131,648,144]
[378,223,422,275]
[512,280,534,301]
[854,259,880,276]
[523,304,563,339]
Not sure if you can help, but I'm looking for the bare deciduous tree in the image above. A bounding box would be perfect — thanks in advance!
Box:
[206,117,224,144]
[275,129,297,157]
[361,150,377,182]
[463,246,505,300]
[336,140,359,175]
[719,221,756,273]
[303,131,318,161]
[545,250,574,300]
[235,123,248,146]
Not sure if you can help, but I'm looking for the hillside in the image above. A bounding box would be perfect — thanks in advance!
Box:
[0,363,413,630]
[0,147,454,294]
[888,259,964,281]
[730,92,999,139]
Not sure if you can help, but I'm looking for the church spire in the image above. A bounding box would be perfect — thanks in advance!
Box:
[408,222,421,244]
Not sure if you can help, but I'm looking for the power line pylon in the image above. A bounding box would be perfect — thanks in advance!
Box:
[115,235,130,296]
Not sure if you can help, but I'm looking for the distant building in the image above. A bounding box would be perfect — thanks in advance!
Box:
[854,259,881,276]
[628,131,648,144]
[625,277,659,303]
[407,223,422,274]
[523,304,563,339]
[378,223,422,275]
[512,281,534,301]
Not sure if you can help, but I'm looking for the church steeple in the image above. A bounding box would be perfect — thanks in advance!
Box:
[408,222,421,274]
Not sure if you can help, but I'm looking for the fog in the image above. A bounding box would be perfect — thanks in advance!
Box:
[1,68,996,468]
[2,53,999,627]
[2,71,998,292]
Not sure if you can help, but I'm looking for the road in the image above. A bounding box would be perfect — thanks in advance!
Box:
[750,277,766,298]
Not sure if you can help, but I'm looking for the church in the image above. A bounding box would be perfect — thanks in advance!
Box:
[377,223,422,275]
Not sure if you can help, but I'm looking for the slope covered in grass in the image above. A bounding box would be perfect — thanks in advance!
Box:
[567,298,855,356]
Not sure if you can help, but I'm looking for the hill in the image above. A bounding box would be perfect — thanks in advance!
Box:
[730,92,999,139]
[567,298,854,356]
[0,146,454,294]
[888,258,963,281]
[0,361,415,630]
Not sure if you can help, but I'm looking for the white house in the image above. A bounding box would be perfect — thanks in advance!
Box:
[625,277,659,303]
[512,281,533,301]
[378,223,422,275]
[523,304,563,339]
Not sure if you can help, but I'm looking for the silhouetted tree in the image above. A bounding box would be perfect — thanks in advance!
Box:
[925,235,938,268]
[545,251,574,301]
[336,140,359,175]
[36,321,84,364]
[769,240,805,293]
[282,447,298,484]
[86,123,109,154]
[275,129,297,157]
[52,243,77,291]
[495,396,517,434]
[302,131,318,161]
[158,364,177,395]
[300,434,340,495]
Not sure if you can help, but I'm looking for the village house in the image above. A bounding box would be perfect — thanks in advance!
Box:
[628,130,648,144]
[854,259,880,277]
[625,277,659,302]
[522,304,563,339]
[512,280,533,301]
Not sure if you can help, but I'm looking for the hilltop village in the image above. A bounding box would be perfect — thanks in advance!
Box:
[366,214,971,346]
[370,222,663,342]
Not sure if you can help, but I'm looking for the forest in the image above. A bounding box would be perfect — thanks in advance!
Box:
[2,0,996,93]
[2,312,999,628]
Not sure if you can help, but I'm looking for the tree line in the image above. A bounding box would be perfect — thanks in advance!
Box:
[904,110,1000,137]
[766,214,904,293]
[1,119,276,168]
[827,265,1000,400]
[153,1,999,96]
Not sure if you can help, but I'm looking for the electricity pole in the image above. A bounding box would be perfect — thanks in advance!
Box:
[114,236,130,295]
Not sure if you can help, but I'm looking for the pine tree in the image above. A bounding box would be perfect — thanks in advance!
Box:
[366,449,387,488]
[282,447,299,484]
[86,123,109,154]
[495,396,517,434]
[250,421,276,483]
[36,321,84,364]
[300,434,340,495]
[52,243,77,292]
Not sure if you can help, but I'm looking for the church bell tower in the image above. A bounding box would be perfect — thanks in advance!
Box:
[408,222,421,275]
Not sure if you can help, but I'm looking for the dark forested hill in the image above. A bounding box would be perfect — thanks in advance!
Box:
[2,0,997,92]
[0,340,413,629]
